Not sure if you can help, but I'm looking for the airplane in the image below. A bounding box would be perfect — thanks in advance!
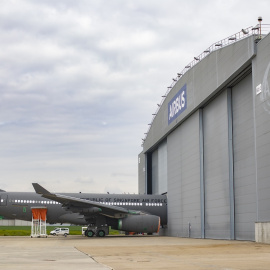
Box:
[0,183,167,237]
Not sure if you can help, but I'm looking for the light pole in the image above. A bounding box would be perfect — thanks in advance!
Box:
[258,16,262,39]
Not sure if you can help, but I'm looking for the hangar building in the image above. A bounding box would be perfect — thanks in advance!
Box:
[138,24,270,241]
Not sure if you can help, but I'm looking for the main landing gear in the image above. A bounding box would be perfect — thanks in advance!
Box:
[84,225,109,237]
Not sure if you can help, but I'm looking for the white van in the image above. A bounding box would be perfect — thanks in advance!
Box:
[50,228,69,237]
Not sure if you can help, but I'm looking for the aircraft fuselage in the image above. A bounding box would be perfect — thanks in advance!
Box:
[0,191,167,226]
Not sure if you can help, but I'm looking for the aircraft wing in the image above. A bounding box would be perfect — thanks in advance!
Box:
[32,183,135,218]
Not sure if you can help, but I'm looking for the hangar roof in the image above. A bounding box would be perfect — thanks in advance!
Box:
[142,25,270,153]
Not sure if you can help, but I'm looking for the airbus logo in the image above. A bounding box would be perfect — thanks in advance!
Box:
[168,84,187,124]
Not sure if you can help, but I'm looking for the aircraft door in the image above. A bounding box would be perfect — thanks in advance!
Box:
[0,194,8,206]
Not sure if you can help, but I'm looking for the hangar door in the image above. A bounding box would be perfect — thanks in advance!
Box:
[203,90,231,239]
[167,111,201,238]
[232,73,256,241]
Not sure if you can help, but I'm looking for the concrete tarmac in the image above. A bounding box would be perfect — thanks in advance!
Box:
[1,235,270,269]
[0,236,111,270]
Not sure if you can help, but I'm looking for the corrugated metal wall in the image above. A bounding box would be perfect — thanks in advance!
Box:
[166,78,259,240]
[253,33,270,222]
[166,75,258,240]
[167,125,182,236]
[203,90,231,239]
[180,111,201,238]
[232,73,256,240]
[167,111,200,237]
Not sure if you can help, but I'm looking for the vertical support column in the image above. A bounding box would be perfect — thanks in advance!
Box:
[227,88,235,240]
[199,109,205,239]
[252,71,259,223]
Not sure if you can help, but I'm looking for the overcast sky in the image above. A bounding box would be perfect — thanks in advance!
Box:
[1,0,269,193]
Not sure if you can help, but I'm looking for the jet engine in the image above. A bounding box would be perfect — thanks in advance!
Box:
[118,214,160,233]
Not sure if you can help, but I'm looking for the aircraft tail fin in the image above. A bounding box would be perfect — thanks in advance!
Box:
[32,183,51,195]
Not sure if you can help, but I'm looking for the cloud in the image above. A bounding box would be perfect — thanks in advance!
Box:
[0,0,269,193]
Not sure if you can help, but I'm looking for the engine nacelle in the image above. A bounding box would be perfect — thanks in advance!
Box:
[58,213,87,225]
[118,215,160,234]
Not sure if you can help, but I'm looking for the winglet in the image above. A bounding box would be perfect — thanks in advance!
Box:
[32,183,51,195]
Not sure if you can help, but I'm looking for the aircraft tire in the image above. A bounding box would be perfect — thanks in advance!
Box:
[86,230,94,237]
[97,230,105,237]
